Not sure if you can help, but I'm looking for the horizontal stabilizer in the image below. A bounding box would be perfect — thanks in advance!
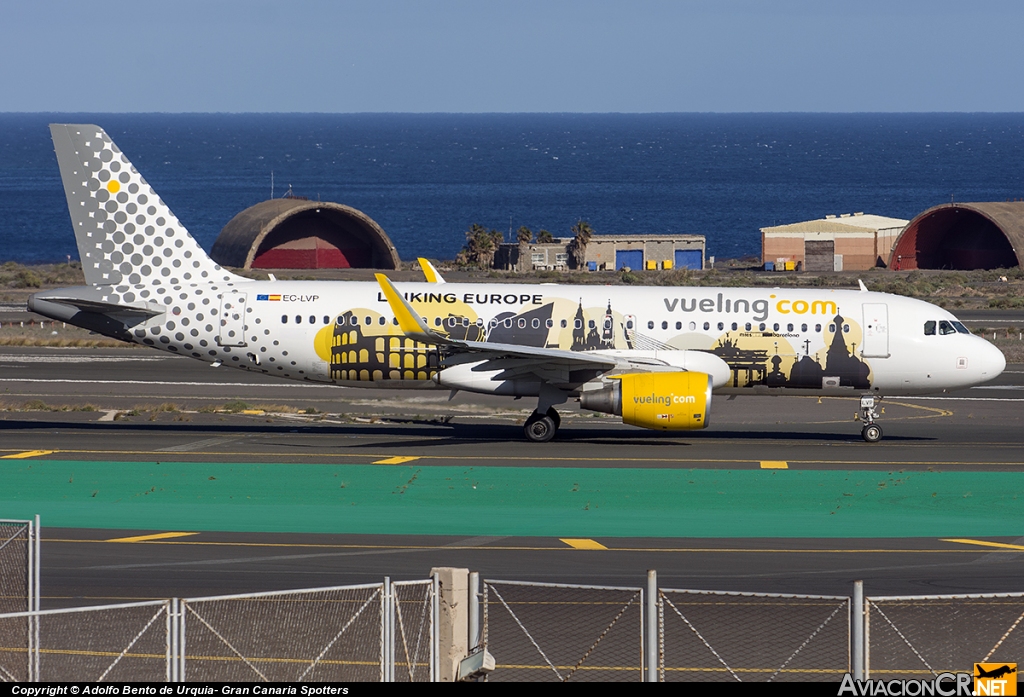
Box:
[28,294,164,320]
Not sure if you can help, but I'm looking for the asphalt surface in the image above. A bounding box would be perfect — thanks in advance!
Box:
[1,345,1024,608]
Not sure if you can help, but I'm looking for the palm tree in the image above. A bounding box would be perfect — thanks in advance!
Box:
[536,229,555,244]
[568,220,593,269]
[458,223,503,268]
[515,226,533,271]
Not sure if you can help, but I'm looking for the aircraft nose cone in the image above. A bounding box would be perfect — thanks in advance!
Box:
[978,338,1006,381]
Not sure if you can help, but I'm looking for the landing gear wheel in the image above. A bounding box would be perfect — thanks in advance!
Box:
[524,411,557,442]
[862,424,883,443]
[859,396,884,443]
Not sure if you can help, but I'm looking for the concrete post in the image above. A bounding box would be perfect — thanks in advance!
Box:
[468,571,480,650]
[430,567,470,682]
[852,580,864,681]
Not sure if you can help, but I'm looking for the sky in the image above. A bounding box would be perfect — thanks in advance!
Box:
[3,0,1023,113]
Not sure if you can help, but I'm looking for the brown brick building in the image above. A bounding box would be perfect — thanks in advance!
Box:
[760,213,908,271]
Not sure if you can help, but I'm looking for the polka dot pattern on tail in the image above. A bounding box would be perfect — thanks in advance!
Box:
[50,124,241,288]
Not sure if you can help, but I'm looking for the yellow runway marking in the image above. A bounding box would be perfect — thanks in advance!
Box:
[372,456,421,465]
[760,461,788,469]
[105,532,199,543]
[560,538,609,550]
[14,448,1024,467]
[45,538,1020,554]
[942,538,1024,552]
[1,450,56,459]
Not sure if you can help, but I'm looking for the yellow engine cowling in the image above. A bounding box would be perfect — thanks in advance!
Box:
[580,372,712,430]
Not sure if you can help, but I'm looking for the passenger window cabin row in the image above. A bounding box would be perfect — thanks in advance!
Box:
[647,320,830,333]
[277,312,852,337]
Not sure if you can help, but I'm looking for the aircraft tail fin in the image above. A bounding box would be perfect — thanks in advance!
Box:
[49,124,242,287]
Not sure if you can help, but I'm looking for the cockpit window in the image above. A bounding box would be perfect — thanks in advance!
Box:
[939,320,957,335]
[924,321,936,335]
[952,321,970,334]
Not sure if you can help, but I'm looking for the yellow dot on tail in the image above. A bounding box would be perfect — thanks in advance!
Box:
[107,180,120,193]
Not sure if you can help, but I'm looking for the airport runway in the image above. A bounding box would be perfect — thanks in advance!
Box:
[2,345,1024,608]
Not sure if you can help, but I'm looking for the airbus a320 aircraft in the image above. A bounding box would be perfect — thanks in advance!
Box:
[30,125,1006,443]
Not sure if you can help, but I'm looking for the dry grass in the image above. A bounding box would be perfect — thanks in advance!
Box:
[12,399,99,412]
[0,261,85,290]
[0,336,134,348]
[197,401,304,414]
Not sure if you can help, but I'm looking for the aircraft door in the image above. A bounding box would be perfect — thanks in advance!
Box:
[861,303,889,358]
[217,291,248,347]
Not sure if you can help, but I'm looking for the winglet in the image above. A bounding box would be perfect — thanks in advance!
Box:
[374,273,450,344]
[418,258,446,284]
[858,279,868,292]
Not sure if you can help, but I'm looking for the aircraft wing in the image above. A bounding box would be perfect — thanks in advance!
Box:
[376,274,731,389]
[376,274,618,377]
[417,257,446,283]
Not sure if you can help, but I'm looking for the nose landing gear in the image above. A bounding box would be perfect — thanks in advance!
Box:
[859,396,883,442]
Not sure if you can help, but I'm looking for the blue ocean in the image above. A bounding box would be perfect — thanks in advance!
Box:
[2,113,1023,265]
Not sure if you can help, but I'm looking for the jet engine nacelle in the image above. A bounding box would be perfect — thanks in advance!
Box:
[580,372,712,430]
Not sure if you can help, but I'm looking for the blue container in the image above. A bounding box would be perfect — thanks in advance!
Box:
[764,261,775,271]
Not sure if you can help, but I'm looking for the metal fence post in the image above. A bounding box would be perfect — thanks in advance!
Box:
[382,576,391,682]
[431,572,440,682]
[852,580,864,680]
[166,598,174,682]
[25,519,34,682]
[33,516,40,615]
[646,570,657,682]
[179,593,187,683]
[469,571,480,650]
[34,515,40,682]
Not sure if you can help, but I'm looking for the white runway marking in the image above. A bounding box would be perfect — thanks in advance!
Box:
[0,356,168,363]
[902,396,1024,402]
[159,436,245,452]
[0,378,335,388]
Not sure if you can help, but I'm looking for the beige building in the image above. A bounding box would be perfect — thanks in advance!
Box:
[760,213,908,272]
[495,234,705,272]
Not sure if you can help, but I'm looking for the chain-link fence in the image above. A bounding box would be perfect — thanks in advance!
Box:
[0,518,39,682]
[0,601,170,682]
[481,580,644,682]
[0,520,34,617]
[391,579,435,682]
[182,584,385,682]
[0,581,433,682]
[866,593,1024,679]
[7,548,1024,684]
[660,589,850,682]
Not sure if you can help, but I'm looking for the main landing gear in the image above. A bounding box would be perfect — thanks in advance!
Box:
[524,408,561,443]
[859,395,883,443]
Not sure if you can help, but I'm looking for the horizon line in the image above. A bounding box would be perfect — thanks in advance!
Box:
[3,110,1024,116]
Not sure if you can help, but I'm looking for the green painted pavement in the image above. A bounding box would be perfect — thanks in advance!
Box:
[0,460,1021,538]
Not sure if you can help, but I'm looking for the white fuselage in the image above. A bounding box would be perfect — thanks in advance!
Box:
[35,279,1005,398]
